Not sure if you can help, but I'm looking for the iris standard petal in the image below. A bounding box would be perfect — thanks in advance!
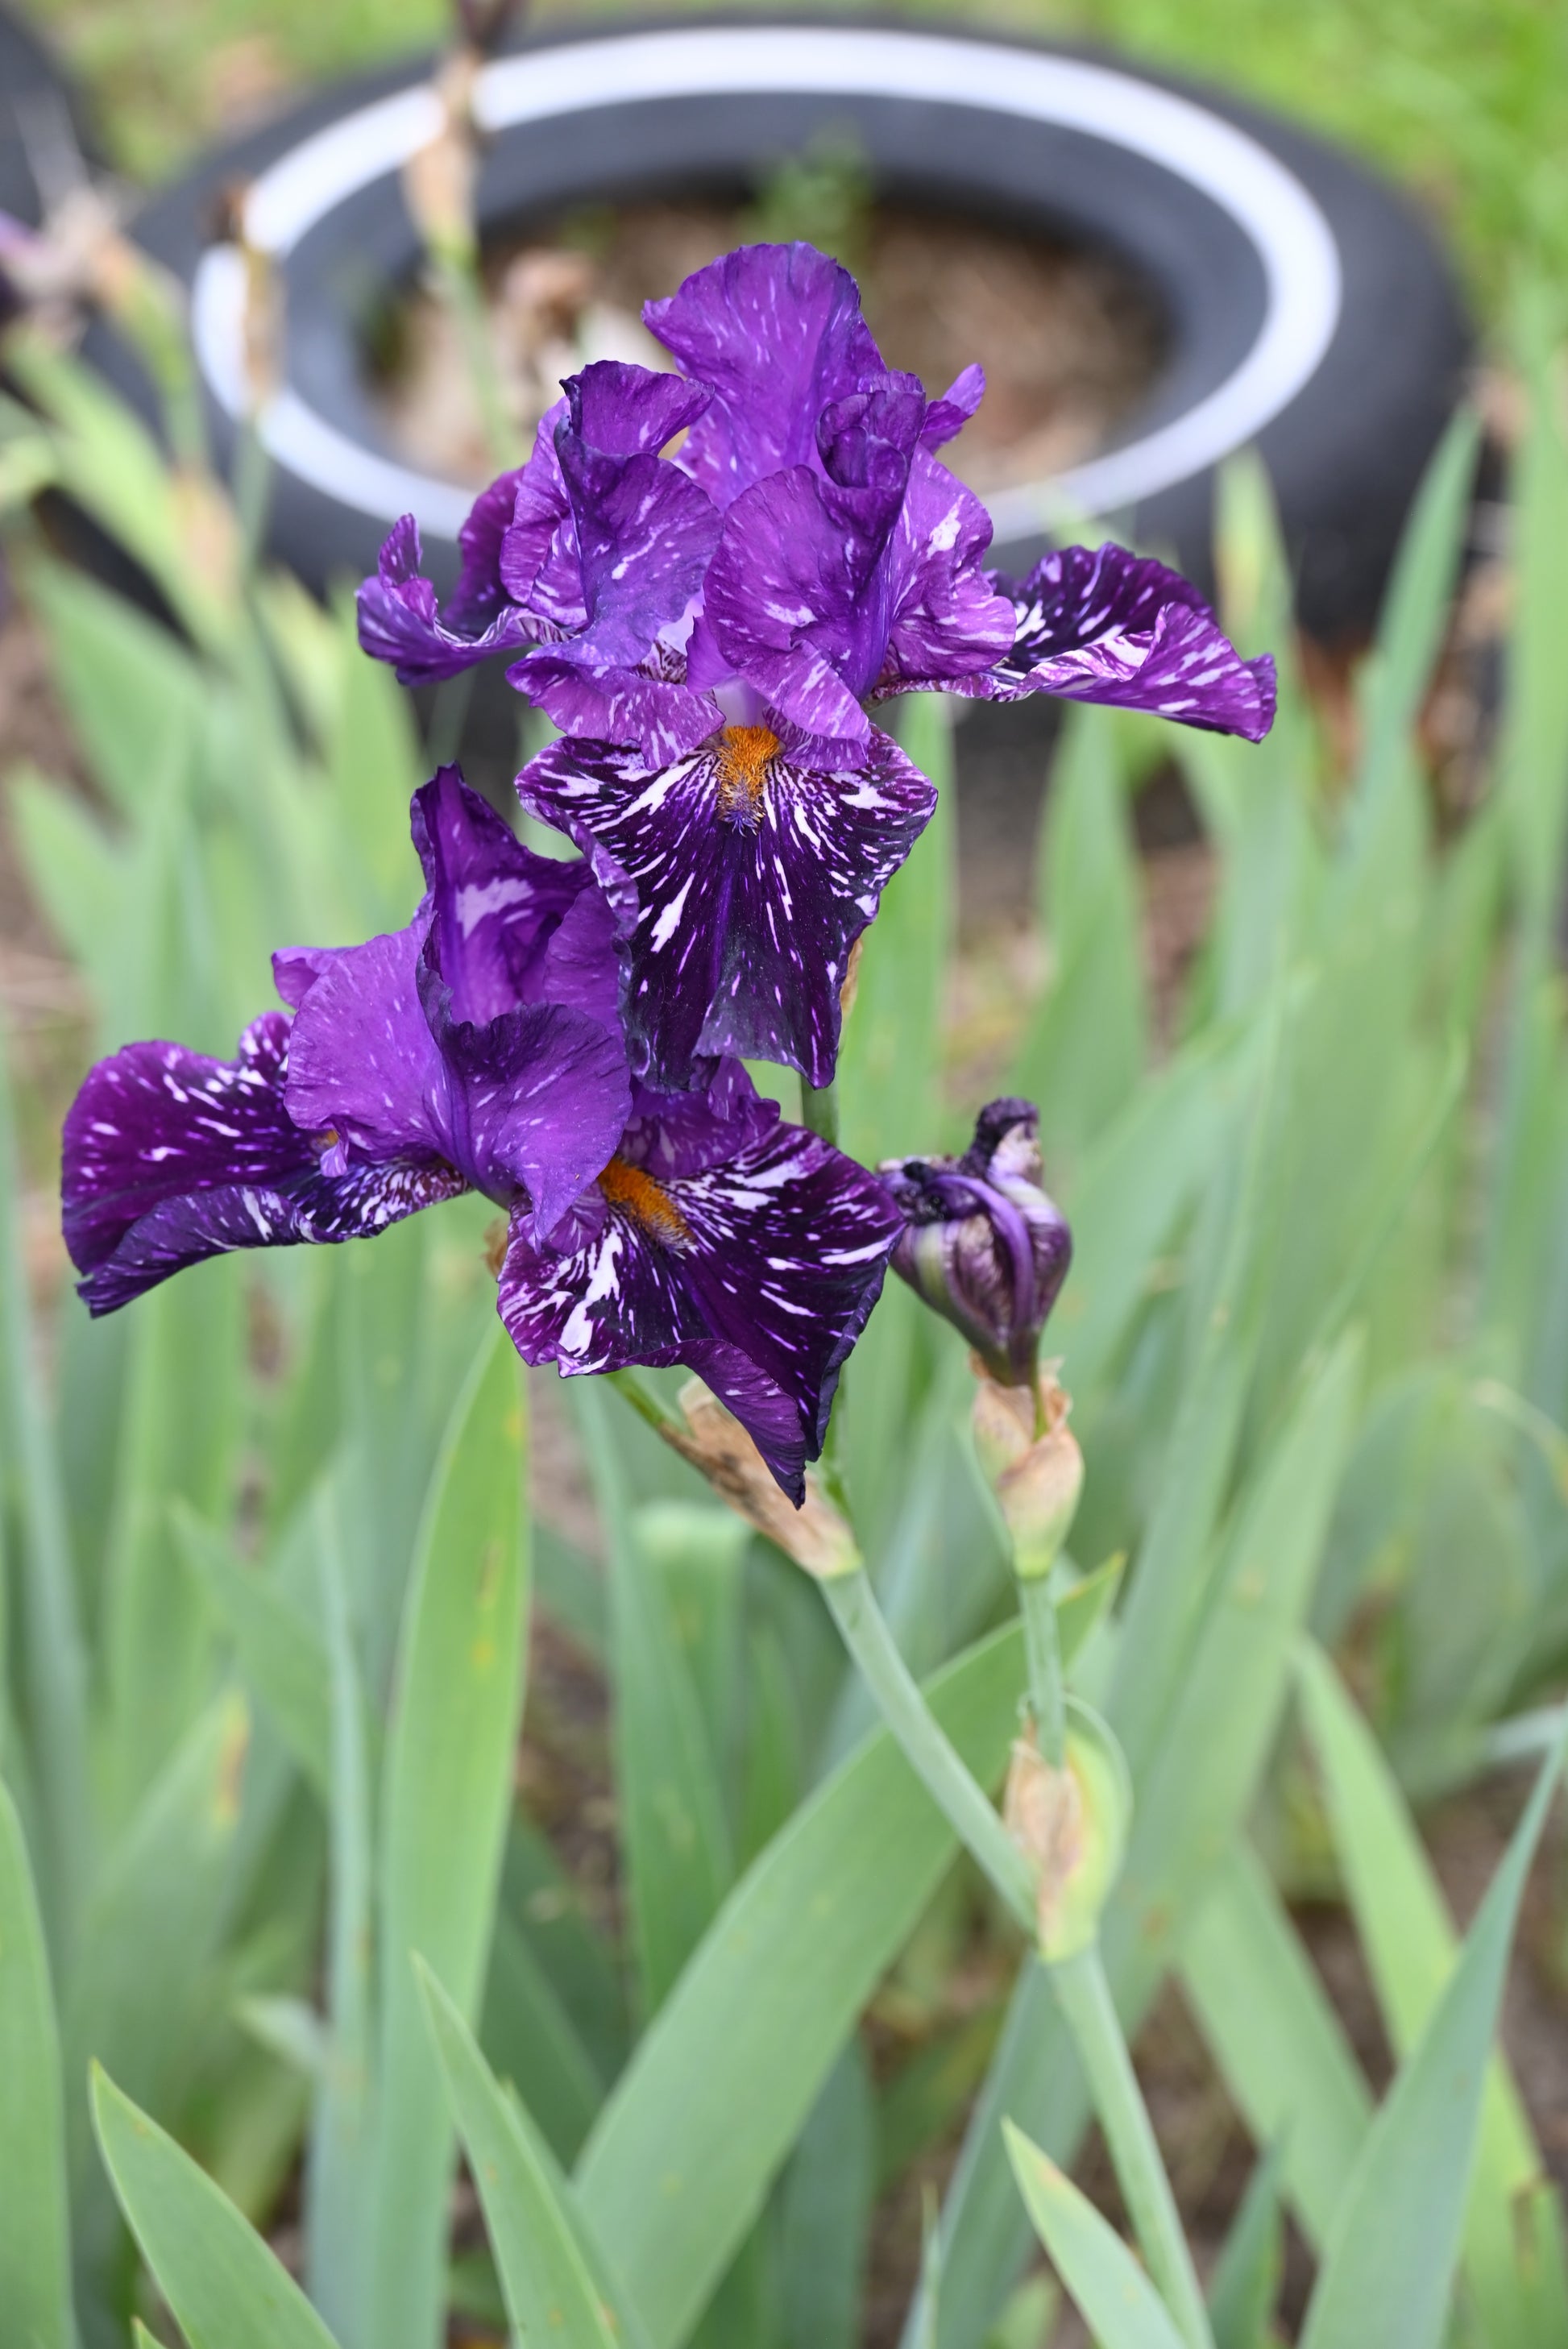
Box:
[62,1015,464,1314]
[644,241,885,507]
[512,651,721,766]
[362,365,720,729]
[922,363,986,449]
[953,544,1277,741]
[873,447,1017,692]
[287,770,630,1217]
[507,363,723,757]
[420,994,631,1239]
[565,359,711,457]
[703,460,914,745]
[704,409,1011,739]
[496,402,580,626]
[517,720,937,1089]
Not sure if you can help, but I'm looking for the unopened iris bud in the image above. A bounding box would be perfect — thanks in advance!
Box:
[1003,1701,1130,1960]
[973,1369,1084,1579]
[881,1098,1070,1391]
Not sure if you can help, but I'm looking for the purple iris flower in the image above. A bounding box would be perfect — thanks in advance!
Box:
[62,768,630,1313]
[513,248,1015,1089]
[880,1098,1071,1388]
[357,362,722,762]
[500,1057,902,1502]
[912,543,1277,743]
[360,243,1273,1097]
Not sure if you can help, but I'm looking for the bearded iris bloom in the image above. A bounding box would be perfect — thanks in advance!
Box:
[500,1057,903,1501]
[61,767,895,1494]
[359,242,1274,1095]
[514,248,1016,1089]
[881,1098,1072,1389]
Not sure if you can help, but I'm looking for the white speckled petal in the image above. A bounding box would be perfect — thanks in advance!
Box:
[517,723,937,1089]
[61,1014,465,1314]
[938,543,1276,741]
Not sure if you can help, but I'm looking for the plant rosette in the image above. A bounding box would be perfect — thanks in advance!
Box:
[1004,1695,1131,1961]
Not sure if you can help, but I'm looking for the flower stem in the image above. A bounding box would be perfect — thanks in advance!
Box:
[1048,1943,1213,2349]
[604,1366,682,1437]
[1018,1570,1067,1769]
[434,245,516,475]
[821,1566,1035,1932]
[827,1557,1211,2349]
[799,1075,840,1147]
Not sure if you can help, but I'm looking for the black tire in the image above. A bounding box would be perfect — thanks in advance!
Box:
[0,2,100,229]
[94,15,1468,640]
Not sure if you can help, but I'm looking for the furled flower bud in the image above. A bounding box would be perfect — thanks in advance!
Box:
[881,1098,1071,1388]
[973,1368,1084,1579]
[1002,1702,1130,1960]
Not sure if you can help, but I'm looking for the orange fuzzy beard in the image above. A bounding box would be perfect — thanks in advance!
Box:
[597,1156,694,1247]
[715,724,780,820]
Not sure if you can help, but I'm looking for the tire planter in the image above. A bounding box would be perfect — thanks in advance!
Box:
[101,16,1468,638]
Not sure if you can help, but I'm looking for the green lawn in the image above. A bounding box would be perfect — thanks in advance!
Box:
[24,0,1566,311]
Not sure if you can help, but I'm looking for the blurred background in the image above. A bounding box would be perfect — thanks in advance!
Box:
[19,0,1568,296]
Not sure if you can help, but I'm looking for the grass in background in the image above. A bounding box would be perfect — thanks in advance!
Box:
[19,0,1568,314]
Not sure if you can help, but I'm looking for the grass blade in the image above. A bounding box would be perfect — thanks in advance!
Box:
[1105,981,1288,1778]
[1206,2145,1283,2349]
[419,1962,637,2349]
[1011,705,1146,1172]
[778,2043,875,2349]
[1352,405,1482,806]
[576,1620,1025,2349]
[176,1503,330,1797]
[365,1330,529,2349]
[101,1269,244,1820]
[1299,1727,1568,2349]
[1110,1333,1362,2012]
[305,1496,375,2339]
[0,1027,89,1962]
[92,2066,340,2349]
[64,1691,251,2199]
[1296,1638,1568,2343]
[481,1908,606,2164]
[575,1386,732,2016]
[1003,2122,1187,2349]
[0,1778,73,2349]
[1180,1841,1370,2253]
